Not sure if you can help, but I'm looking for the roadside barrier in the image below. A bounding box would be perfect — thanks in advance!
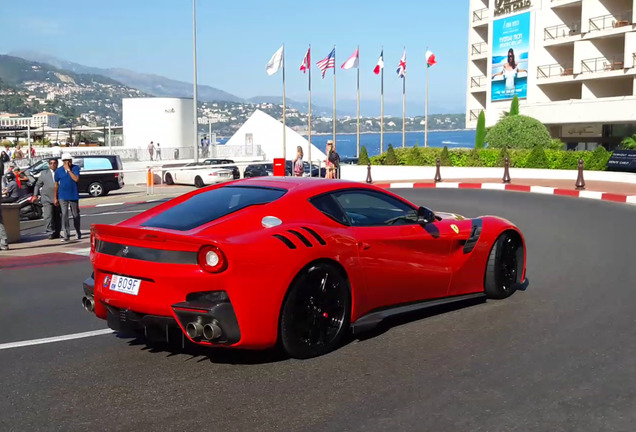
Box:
[434,159,442,183]
[503,158,511,183]
[575,159,586,190]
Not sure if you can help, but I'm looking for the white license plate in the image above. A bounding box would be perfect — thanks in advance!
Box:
[109,275,142,296]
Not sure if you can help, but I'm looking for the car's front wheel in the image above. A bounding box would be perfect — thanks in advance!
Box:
[484,231,524,299]
[87,182,105,197]
[279,263,351,359]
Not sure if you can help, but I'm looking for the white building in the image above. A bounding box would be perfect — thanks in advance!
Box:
[122,97,194,149]
[32,112,59,128]
[466,0,636,150]
[0,112,59,128]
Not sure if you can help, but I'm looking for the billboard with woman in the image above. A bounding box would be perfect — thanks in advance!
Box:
[491,11,530,101]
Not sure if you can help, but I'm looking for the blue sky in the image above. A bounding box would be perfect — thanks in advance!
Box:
[3,0,470,116]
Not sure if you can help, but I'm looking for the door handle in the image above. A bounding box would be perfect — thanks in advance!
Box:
[358,242,371,250]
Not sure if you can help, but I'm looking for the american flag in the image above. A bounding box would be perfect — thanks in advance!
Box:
[316,48,335,78]
[397,49,406,78]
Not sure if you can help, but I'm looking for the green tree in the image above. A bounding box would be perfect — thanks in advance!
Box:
[485,115,552,149]
[440,145,451,166]
[621,134,636,150]
[475,110,486,149]
[526,145,549,168]
[510,95,520,116]
[358,146,370,165]
[385,144,398,165]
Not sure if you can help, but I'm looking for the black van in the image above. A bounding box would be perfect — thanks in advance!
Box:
[24,154,124,197]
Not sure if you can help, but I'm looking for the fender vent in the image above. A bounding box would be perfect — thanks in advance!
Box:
[273,234,297,249]
[301,227,327,245]
[463,218,483,254]
[287,230,312,247]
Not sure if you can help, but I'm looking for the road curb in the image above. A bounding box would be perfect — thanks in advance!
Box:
[374,182,636,205]
[79,198,167,209]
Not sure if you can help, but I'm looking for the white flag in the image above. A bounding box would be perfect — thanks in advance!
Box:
[266,45,284,76]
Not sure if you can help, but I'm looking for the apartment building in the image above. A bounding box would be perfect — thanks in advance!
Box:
[0,112,60,129]
[466,0,636,150]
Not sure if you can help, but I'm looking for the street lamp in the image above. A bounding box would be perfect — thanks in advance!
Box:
[192,0,199,163]
[106,116,112,151]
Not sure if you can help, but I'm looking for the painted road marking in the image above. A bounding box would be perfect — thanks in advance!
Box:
[95,202,124,207]
[83,210,145,217]
[65,248,91,256]
[0,329,114,351]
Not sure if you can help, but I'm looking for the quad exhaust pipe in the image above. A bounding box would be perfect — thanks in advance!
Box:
[82,296,95,313]
[185,321,222,341]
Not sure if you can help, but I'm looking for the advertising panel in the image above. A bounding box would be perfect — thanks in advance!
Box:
[491,11,530,101]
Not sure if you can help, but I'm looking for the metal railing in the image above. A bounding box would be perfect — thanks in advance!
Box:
[589,13,632,32]
[471,42,488,56]
[544,22,580,40]
[537,63,574,78]
[472,8,488,23]
[470,75,487,88]
[469,109,483,121]
[581,56,625,73]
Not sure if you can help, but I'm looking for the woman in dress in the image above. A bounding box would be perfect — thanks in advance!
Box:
[293,146,304,177]
[492,48,527,97]
[325,141,335,179]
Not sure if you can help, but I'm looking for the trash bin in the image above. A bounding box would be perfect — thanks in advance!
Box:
[273,158,286,176]
[1,203,21,244]
[174,148,180,160]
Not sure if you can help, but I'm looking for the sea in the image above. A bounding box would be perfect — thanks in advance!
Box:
[218,130,476,158]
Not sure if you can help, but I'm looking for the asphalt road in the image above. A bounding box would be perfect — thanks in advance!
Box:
[2,190,636,432]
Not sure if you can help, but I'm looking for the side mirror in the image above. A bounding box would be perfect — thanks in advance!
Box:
[417,206,436,225]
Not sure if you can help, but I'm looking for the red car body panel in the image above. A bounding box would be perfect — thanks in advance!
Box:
[86,177,526,350]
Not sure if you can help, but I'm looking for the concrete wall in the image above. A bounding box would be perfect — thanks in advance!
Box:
[122,97,194,150]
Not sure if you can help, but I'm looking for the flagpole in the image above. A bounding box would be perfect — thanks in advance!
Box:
[308,44,312,175]
[333,45,337,148]
[282,44,287,165]
[356,46,360,158]
[402,47,406,148]
[381,46,384,154]
[425,47,429,149]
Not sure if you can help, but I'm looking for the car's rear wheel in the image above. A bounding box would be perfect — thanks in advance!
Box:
[88,182,105,197]
[194,176,205,188]
[279,263,351,359]
[165,173,174,185]
[484,231,524,299]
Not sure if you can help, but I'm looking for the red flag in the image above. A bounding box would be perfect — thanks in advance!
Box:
[373,50,384,75]
[300,48,310,73]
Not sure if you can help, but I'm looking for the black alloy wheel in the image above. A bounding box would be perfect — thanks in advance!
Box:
[280,263,351,359]
[165,173,174,185]
[484,232,524,299]
[194,176,205,188]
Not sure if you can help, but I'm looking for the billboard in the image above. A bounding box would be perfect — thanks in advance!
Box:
[491,11,530,101]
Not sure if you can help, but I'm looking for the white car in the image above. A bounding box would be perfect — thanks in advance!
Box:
[163,163,234,188]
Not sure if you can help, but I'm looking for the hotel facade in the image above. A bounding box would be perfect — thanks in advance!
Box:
[466,0,636,150]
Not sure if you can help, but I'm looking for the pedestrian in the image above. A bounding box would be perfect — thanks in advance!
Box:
[156,143,162,160]
[54,153,82,242]
[34,158,61,239]
[0,157,8,250]
[293,146,304,177]
[325,141,337,179]
[12,145,24,160]
[0,151,9,163]
[1,172,19,203]
[148,141,155,161]
[328,142,341,179]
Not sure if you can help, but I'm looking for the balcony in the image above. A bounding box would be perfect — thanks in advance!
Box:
[544,22,580,41]
[470,75,487,89]
[472,8,488,24]
[469,109,483,122]
[588,13,632,32]
[581,56,624,74]
[471,42,488,56]
[537,63,574,79]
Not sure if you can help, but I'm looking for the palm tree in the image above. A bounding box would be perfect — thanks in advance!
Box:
[621,134,636,149]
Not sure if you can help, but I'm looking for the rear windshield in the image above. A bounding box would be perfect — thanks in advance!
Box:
[141,186,286,231]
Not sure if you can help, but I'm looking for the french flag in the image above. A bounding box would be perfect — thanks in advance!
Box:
[373,50,384,75]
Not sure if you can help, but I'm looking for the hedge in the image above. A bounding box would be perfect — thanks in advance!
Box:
[366,146,612,170]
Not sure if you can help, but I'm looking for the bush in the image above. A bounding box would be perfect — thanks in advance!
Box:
[484,115,552,149]
[547,139,565,150]
[466,148,483,167]
[475,111,486,149]
[384,144,398,165]
[440,146,451,166]
[526,145,549,169]
[510,95,520,116]
[497,147,511,167]
[358,145,370,165]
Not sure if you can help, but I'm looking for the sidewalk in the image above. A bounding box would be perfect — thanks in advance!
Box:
[78,184,196,208]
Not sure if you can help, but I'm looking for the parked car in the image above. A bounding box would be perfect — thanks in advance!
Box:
[244,161,326,178]
[23,154,124,197]
[202,159,240,179]
[163,163,234,188]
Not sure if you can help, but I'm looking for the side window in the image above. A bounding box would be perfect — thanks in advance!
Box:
[82,158,112,171]
[332,190,417,227]
[309,194,349,226]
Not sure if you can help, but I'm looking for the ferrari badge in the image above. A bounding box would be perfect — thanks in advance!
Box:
[451,224,459,234]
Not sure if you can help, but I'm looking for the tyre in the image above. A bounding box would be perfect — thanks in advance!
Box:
[194,176,204,188]
[165,173,174,185]
[88,182,105,197]
[484,231,524,299]
[279,263,351,359]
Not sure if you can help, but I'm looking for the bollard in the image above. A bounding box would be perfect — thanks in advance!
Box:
[366,162,373,184]
[434,158,442,182]
[147,167,154,195]
[502,157,511,183]
[575,158,585,190]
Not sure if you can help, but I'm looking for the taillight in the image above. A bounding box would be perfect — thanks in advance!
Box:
[197,245,228,273]
[114,173,119,178]
[90,232,96,252]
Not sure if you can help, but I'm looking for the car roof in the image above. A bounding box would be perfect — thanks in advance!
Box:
[225,176,379,197]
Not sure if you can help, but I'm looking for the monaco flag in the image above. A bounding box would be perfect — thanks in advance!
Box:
[300,48,310,73]
[373,50,384,75]
[425,50,436,67]
[341,48,359,70]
